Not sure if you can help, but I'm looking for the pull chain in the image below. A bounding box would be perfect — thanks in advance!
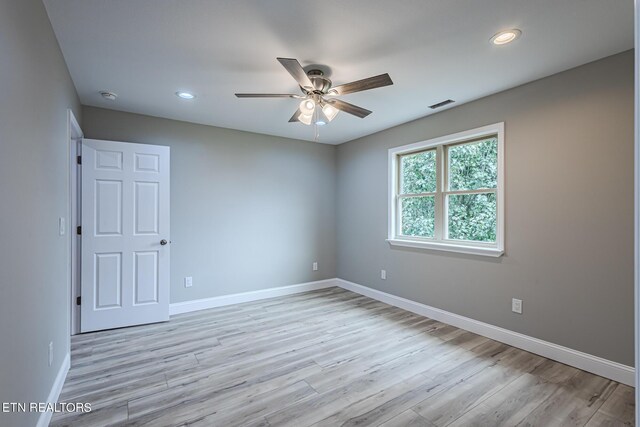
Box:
[312,108,320,142]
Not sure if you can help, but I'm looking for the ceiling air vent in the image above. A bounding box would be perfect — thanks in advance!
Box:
[429,99,455,109]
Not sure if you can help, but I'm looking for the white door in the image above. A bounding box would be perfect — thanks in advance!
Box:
[80,139,170,332]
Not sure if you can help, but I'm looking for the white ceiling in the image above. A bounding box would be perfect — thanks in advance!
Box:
[43,0,634,145]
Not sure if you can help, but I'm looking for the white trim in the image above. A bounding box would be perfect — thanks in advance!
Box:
[67,109,82,339]
[335,278,634,386]
[169,279,338,316]
[68,109,82,140]
[388,123,504,257]
[36,352,70,427]
[388,123,505,156]
[387,238,504,257]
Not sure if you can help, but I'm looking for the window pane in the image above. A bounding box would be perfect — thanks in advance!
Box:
[400,150,436,194]
[448,137,498,191]
[401,196,435,238]
[447,193,496,242]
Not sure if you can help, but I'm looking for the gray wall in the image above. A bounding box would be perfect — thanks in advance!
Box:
[336,51,634,366]
[0,0,81,426]
[81,107,337,303]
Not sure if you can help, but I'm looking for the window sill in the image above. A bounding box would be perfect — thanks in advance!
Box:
[386,238,504,257]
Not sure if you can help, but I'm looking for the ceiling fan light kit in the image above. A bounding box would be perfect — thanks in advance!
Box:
[235,57,394,133]
[300,98,316,114]
[322,103,339,121]
[295,94,333,126]
[298,111,312,125]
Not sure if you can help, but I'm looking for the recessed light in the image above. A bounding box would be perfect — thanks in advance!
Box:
[176,91,195,99]
[490,29,522,45]
[100,91,117,101]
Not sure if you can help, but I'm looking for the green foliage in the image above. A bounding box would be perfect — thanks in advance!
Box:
[448,138,497,191]
[447,137,498,242]
[448,193,496,242]
[399,137,498,242]
[401,196,435,237]
[400,150,436,194]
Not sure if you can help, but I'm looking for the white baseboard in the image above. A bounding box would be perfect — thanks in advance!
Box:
[169,278,338,316]
[36,352,70,427]
[335,278,635,386]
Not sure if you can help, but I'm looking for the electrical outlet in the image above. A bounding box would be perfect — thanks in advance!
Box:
[312,262,318,271]
[381,270,386,280]
[184,277,193,288]
[58,217,65,236]
[48,342,53,367]
[512,298,523,314]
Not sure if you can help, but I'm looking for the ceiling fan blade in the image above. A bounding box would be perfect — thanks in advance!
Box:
[328,99,372,118]
[288,109,301,122]
[235,93,299,98]
[277,57,314,90]
[329,73,393,96]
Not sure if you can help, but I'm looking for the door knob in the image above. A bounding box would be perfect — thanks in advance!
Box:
[160,239,168,245]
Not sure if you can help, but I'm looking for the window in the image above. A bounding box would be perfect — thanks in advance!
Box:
[388,123,504,256]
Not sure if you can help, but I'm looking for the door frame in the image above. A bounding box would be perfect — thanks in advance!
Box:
[68,109,83,336]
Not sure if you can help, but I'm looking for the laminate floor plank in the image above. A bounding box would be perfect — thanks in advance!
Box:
[265,344,495,427]
[447,373,560,426]
[584,412,632,426]
[378,409,435,427]
[147,361,317,419]
[62,354,195,401]
[63,353,199,392]
[127,362,321,424]
[188,307,429,382]
[414,361,524,426]
[517,369,617,427]
[69,287,345,349]
[585,384,635,426]
[49,403,128,427]
[184,381,316,427]
[52,288,634,427]
[316,341,513,427]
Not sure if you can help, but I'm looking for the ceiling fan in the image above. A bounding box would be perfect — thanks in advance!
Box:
[235,58,393,126]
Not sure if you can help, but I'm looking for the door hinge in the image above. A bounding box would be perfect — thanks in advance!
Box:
[76,226,81,235]
[76,296,81,306]
[77,155,82,165]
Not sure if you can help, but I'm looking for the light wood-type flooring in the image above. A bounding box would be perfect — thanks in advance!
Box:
[52,287,634,426]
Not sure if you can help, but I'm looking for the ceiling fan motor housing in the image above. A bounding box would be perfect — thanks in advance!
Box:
[305,69,332,94]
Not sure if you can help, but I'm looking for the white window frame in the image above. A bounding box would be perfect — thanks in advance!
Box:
[387,122,505,257]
